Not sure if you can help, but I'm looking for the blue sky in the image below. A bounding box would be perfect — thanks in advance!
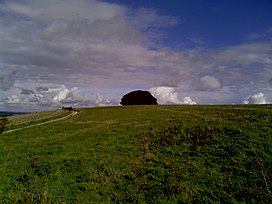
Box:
[0,0,271,111]
[109,0,272,47]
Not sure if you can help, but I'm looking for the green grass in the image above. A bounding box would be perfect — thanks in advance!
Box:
[0,105,271,203]
[6,110,71,131]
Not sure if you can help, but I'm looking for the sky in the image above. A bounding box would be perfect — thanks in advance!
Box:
[0,0,272,111]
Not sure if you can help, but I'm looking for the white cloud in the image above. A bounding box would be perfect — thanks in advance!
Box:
[95,94,118,106]
[182,96,197,105]
[1,83,118,111]
[52,86,69,103]
[199,75,222,91]
[243,92,267,104]
[60,87,101,107]
[149,86,197,105]
[149,86,181,104]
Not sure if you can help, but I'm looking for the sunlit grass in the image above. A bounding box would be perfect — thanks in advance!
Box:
[9,110,67,125]
[0,105,271,203]
[6,110,71,131]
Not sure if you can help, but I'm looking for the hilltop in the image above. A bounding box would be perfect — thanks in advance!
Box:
[0,105,271,203]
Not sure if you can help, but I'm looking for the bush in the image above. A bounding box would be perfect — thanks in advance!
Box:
[0,116,10,134]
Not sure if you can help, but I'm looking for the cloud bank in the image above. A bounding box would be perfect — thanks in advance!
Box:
[1,83,118,111]
[149,86,197,105]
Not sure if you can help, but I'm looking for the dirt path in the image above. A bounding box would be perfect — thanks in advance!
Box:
[3,110,78,134]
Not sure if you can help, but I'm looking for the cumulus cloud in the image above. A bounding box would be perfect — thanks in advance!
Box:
[59,87,103,107]
[149,86,197,105]
[1,83,118,111]
[52,86,70,103]
[199,75,222,91]
[95,94,118,106]
[149,86,181,104]
[182,96,197,105]
[243,92,267,104]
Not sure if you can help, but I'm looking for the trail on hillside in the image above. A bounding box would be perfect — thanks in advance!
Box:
[3,110,78,134]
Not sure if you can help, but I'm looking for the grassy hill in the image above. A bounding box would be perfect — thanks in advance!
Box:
[0,105,271,203]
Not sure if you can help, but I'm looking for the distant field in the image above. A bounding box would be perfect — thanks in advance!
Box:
[0,105,271,203]
[0,112,28,117]
[6,110,71,131]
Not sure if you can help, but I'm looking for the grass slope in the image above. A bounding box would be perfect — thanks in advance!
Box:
[6,110,71,131]
[0,105,271,203]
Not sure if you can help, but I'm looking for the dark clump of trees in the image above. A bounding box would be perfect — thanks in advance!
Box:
[62,106,74,111]
[120,90,158,106]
